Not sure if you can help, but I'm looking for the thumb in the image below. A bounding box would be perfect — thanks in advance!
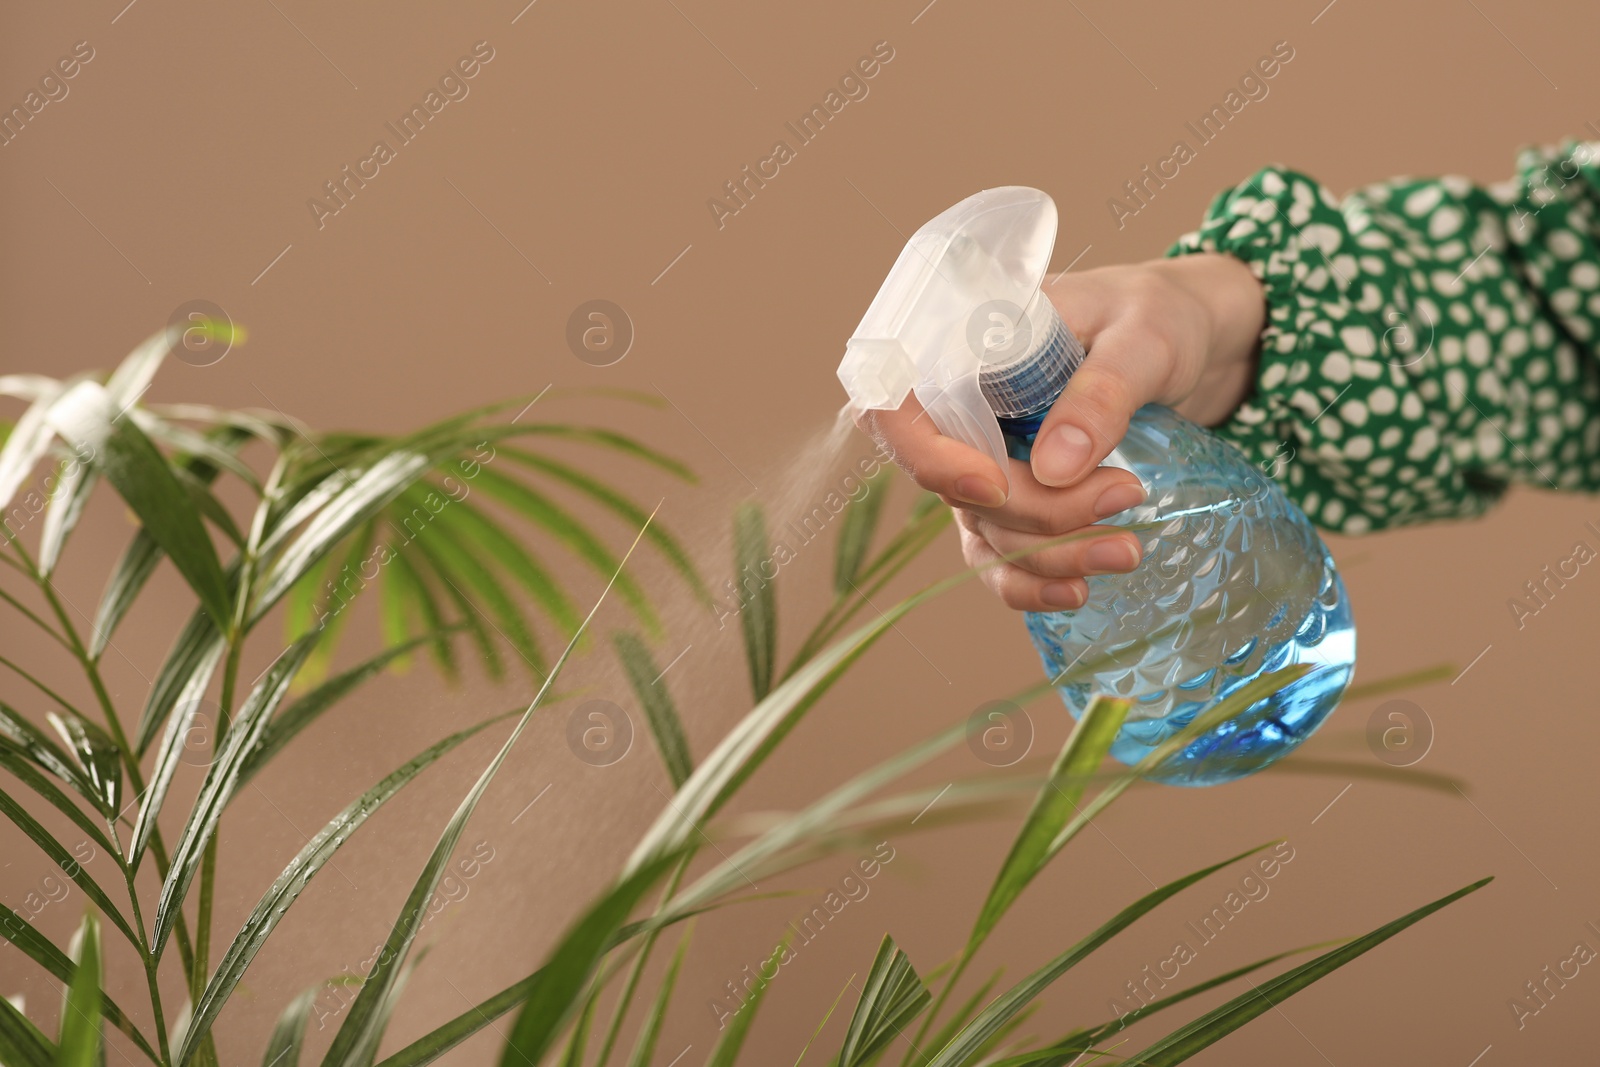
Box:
[1029,322,1170,487]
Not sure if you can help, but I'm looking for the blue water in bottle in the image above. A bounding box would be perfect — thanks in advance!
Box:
[982,316,1356,786]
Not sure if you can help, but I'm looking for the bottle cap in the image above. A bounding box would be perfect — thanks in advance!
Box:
[837,187,1069,486]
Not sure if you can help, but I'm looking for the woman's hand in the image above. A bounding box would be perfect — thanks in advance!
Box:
[855,252,1266,612]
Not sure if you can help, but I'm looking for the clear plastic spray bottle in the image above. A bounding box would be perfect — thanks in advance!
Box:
[837,187,1355,785]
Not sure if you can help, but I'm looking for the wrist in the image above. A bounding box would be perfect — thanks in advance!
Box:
[1160,253,1265,427]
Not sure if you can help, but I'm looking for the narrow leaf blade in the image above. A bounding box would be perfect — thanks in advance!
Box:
[925,843,1279,1067]
[262,986,320,1067]
[1123,878,1493,1065]
[48,381,232,630]
[152,635,319,954]
[496,852,683,1067]
[968,696,1129,952]
[56,914,103,1067]
[732,501,776,702]
[612,632,693,789]
[839,936,930,1067]
[177,712,514,1067]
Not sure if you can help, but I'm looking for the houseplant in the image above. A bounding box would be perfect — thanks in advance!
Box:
[0,329,1484,1067]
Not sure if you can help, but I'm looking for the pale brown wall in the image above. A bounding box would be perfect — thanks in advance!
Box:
[3,0,1599,1063]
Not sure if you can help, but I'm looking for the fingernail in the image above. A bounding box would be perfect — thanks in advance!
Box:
[953,475,1006,508]
[1041,581,1083,609]
[1093,483,1146,519]
[1085,537,1140,573]
[1034,424,1093,486]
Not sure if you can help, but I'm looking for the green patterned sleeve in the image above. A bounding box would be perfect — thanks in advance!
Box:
[1167,141,1600,535]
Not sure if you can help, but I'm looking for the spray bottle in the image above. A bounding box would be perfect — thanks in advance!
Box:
[837,187,1354,785]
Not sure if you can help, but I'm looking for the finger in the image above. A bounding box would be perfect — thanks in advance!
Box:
[946,459,1146,537]
[856,396,1009,507]
[958,522,1089,612]
[964,513,1143,580]
[1030,319,1173,488]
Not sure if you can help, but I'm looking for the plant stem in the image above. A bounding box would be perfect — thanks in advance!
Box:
[124,866,172,1065]
[10,538,202,1042]
[0,653,94,720]
[0,584,75,651]
[193,636,241,1009]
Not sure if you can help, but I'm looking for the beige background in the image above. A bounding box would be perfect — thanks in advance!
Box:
[4,0,1600,1063]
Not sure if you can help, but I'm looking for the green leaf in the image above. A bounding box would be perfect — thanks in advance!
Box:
[627,606,936,883]
[103,326,178,406]
[131,637,226,867]
[326,514,661,1067]
[46,714,122,816]
[733,501,776,702]
[706,935,790,1067]
[346,951,425,1067]
[0,378,68,512]
[1045,666,1313,862]
[612,632,693,789]
[36,455,96,578]
[422,493,583,640]
[839,937,930,1067]
[623,930,690,1067]
[172,465,247,546]
[282,549,332,646]
[376,895,731,1066]
[1070,942,1341,1052]
[498,431,695,483]
[396,486,544,677]
[504,450,708,604]
[968,696,1129,953]
[88,426,248,660]
[48,380,233,631]
[787,504,951,676]
[386,550,457,681]
[794,974,855,1067]
[1122,878,1493,1065]
[262,985,320,1067]
[398,522,506,681]
[55,914,102,1067]
[377,561,414,670]
[0,702,106,816]
[290,518,375,685]
[0,990,56,1067]
[0,904,156,1063]
[90,529,163,661]
[0,374,59,401]
[467,465,658,634]
[136,607,227,754]
[834,468,892,593]
[495,852,684,1067]
[594,859,693,1067]
[557,998,596,1067]
[237,630,464,791]
[662,721,966,930]
[0,745,118,860]
[250,449,437,623]
[131,411,259,489]
[923,843,1279,1067]
[1340,663,1456,703]
[916,970,1003,1067]
[373,973,545,1067]
[148,402,289,446]
[0,785,138,948]
[153,635,319,956]
[176,711,515,1067]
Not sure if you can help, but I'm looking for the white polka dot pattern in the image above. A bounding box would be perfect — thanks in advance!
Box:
[1168,142,1600,533]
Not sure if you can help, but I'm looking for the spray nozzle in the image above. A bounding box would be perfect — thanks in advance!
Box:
[837,186,1071,487]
